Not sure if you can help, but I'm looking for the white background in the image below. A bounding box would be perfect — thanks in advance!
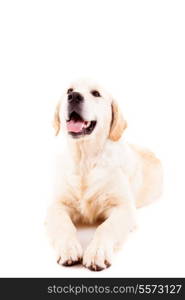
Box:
[0,0,185,277]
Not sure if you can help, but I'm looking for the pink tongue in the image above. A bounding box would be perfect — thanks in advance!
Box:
[67,120,85,133]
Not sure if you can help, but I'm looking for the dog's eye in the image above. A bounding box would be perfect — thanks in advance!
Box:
[67,88,73,94]
[91,90,101,97]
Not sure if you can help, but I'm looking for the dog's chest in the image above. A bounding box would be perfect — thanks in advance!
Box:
[68,165,106,198]
[66,165,112,221]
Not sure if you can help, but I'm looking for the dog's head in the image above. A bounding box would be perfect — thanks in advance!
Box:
[53,79,127,142]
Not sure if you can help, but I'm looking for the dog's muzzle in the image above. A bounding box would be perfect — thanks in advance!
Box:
[66,92,96,138]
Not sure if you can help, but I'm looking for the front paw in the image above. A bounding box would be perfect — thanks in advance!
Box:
[56,237,83,267]
[83,239,113,271]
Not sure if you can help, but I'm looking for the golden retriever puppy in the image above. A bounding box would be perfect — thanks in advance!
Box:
[46,79,163,271]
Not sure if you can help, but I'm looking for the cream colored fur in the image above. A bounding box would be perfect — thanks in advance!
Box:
[46,79,163,271]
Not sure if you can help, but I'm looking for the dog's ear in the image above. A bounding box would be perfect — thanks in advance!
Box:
[109,100,127,141]
[53,102,61,136]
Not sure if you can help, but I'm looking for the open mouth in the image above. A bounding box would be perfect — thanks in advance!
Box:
[66,111,96,138]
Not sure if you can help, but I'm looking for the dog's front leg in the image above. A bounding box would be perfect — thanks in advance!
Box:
[46,202,83,266]
[83,203,137,271]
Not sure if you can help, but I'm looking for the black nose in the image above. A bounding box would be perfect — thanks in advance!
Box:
[68,92,84,103]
